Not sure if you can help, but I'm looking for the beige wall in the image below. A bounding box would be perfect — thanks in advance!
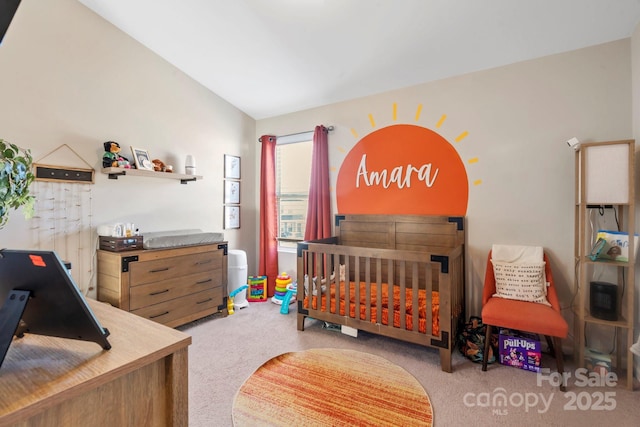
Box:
[0,0,258,297]
[257,39,634,341]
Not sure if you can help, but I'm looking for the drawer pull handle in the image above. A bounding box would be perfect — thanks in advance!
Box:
[149,267,170,273]
[150,289,170,296]
[196,278,212,284]
[195,260,212,266]
[149,311,169,319]
[197,298,213,304]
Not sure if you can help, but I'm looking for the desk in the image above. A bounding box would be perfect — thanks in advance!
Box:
[0,299,191,426]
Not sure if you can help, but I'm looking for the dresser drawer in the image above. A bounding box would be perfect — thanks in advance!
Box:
[129,269,222,311]
[129,250,221,286]
[132,287,223,326]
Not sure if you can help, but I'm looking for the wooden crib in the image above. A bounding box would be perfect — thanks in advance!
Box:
[296,214,465,372]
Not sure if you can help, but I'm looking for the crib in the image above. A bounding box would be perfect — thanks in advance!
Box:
[296,214,465,372]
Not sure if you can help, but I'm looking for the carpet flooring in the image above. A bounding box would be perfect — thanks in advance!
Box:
[183,301,640,427]
[232,348,433,426]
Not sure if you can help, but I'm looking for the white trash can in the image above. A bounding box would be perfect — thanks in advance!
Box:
[228,249,249,308]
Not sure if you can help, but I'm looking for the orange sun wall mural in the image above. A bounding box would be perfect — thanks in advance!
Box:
[336,124,469,216]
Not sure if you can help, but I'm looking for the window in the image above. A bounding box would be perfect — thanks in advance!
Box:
[276,138,312,249]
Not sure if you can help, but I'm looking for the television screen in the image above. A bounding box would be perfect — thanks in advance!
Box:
[0,249,111,370]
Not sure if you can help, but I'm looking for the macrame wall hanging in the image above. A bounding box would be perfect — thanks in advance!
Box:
[30,144,95,295]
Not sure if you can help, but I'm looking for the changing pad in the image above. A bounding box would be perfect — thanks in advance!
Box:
[143,229,225,249]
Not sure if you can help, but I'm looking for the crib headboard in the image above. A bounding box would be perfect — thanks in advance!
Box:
[334,214,464,251]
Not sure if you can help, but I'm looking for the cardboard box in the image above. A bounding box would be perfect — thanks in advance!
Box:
[499,329,542,373]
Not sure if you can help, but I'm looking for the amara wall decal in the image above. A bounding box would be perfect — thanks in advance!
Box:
[335,104,477,216]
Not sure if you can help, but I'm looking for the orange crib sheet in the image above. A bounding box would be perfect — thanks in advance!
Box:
[303,281,440,335]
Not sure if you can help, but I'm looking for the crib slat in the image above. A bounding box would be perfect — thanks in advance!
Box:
[355,257,361,321]
[399,260,406,330]
[344,257,350,318]
[376,259,382,326]
[324,253,331,314]
[316,252,325,312]
[364,257,371,322]
[412,262,419,333]
[336,254,344,314]
[387,259,394,328]
[425,262,433,336]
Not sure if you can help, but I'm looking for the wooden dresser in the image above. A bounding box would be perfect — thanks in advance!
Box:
[97,243,228,327]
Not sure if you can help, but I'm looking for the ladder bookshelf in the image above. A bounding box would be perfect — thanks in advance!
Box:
[574,139,636,390]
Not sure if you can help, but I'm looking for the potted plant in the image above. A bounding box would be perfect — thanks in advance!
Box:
[0,138,35,228]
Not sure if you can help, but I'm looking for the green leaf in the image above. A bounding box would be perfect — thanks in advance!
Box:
[0,138,35,228]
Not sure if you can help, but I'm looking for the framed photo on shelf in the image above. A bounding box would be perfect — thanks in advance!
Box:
[224,154,241,179]
[224,179,240,204]
[131,147,154,171]
[224,205,240,229]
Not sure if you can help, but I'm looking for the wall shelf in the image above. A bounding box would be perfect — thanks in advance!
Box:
[101,167,203,184]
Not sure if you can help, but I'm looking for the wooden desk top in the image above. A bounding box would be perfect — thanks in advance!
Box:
[0,299,191,424]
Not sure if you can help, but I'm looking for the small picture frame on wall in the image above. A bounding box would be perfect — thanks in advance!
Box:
[224,180,240,204]
[224,154,241,179]
[224,205,240,229]
[131,147,154,171]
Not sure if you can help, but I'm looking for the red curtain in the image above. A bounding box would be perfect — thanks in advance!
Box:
[304,125,332,240]
[259,135,278,296]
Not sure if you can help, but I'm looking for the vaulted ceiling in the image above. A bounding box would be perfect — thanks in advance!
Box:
[78,0,640,120]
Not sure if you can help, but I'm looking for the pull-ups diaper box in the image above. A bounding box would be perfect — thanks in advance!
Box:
[499,329,542,373]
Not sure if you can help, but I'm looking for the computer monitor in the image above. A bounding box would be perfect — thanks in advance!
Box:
[0,248,111,370]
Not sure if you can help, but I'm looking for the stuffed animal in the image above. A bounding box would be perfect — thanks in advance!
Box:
[102,141,131,168]
[151,158,166,172]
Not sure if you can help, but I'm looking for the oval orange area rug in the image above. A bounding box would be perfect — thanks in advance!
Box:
[232,348,433,426]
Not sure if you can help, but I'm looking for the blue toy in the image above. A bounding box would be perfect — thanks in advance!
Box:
[230,285,248,299]
[279,283,297,315]
[228,285,248,315]
[279,290,294,314]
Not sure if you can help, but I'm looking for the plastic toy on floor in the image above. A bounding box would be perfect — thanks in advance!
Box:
[279,282,297,315]
[247,276,268,302]
[271,272,292,305]
[227,285,248,315]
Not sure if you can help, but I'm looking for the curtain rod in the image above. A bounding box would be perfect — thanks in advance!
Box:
[258,125,334,142]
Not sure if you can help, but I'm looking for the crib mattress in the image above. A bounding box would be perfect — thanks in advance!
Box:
[143,229,225,249]
[304,281,440,335]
